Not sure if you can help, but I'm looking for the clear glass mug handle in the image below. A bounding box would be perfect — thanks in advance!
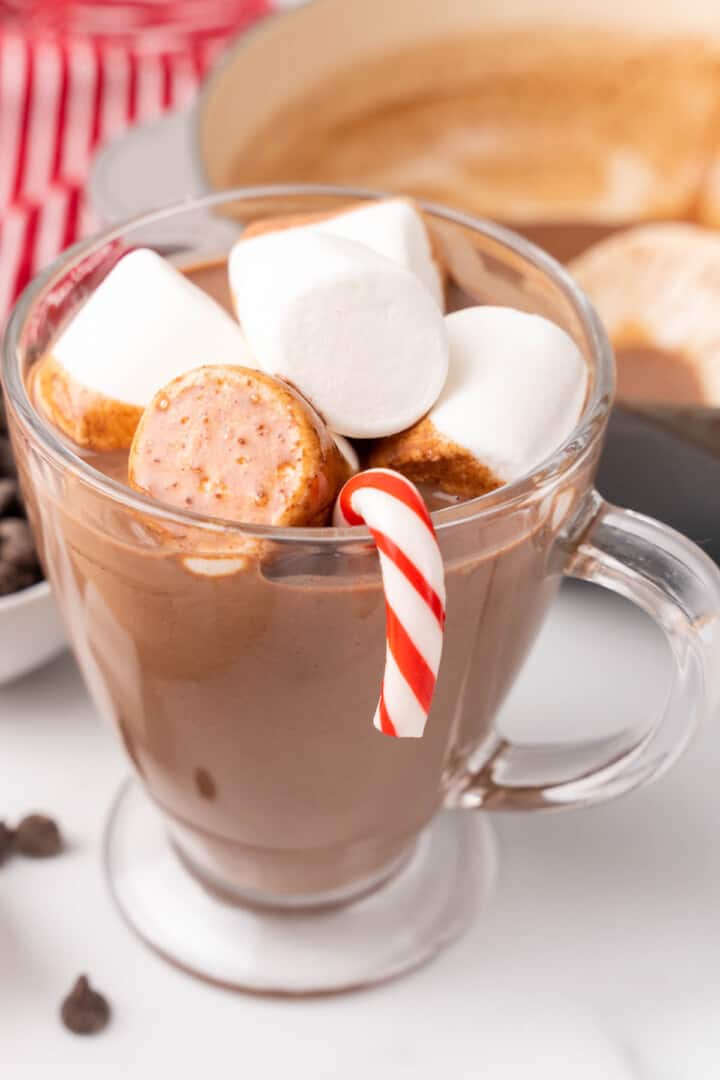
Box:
[454,491,720,810]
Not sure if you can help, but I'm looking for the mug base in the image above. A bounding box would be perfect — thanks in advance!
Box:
[103,779,498,995]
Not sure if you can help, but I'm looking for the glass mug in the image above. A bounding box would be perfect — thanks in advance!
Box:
[3,188,719,993]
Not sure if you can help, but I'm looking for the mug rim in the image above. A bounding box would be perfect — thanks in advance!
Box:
[2,183,614,544]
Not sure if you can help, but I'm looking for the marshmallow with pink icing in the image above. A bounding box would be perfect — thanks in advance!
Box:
[37,248,252,450]
[229,229,449,439]
[370,306,588,496]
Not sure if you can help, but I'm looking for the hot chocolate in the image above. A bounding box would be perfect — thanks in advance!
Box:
[23,227,591,898]
[9,190,719,993]
[45,458,568,899]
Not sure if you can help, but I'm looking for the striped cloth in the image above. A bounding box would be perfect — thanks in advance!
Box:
[0,0,270,323]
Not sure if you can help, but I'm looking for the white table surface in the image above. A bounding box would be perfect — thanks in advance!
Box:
[1,580,718,1079]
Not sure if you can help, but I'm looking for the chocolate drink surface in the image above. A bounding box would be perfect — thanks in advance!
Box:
[25,257,594,899]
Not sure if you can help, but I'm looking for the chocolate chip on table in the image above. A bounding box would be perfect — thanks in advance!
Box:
[0,516,41,594]
[0,518,37,568]
[0,561,38,597]
[60,976,111,1036]
[0,812,63,866]
[0,477,18,515]
[0,435,16,479]
[14,814,63,857]
[0,822,15,865]
[0,407,43,599]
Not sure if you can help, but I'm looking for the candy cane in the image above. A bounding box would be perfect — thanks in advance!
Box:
[334,469,446,738]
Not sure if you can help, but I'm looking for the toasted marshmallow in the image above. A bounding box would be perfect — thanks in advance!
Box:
[371,306,587,494]
[129,366,350,527]
[229,230,449,439]
[698,163,720,230]
[570,223,720,406]
[240,199,445,306]
[38,248,251,450]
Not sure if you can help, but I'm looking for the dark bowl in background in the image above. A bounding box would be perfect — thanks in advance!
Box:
[598,407,720,564]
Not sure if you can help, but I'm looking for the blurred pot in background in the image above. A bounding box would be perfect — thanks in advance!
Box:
[196,0,720,262]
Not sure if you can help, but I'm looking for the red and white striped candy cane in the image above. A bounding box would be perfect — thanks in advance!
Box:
[334,469,446,738]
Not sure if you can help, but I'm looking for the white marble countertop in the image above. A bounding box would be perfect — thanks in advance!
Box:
[1,581,718,1078]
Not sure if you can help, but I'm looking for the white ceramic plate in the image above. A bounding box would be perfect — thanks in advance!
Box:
[0,579,66,685]
[90,108,203,225]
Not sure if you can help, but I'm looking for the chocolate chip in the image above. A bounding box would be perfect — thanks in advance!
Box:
[60,976,111,1035]
[0,822,15,865]
[0,561,37,596]
[0,459,41,598]
[0,518,37,568]
[0,478,18,515]
[194,767,217,800]
[14,814,62,857]
[0,435,16,479]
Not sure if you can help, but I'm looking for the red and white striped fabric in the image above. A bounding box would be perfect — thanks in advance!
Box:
[0,0,270,325]
[335,468,447,739]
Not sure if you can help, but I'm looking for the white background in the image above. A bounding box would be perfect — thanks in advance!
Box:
[1,581,718,1078]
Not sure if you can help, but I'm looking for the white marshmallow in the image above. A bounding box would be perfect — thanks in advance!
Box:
[182,556,250,578]
[434,307,587,481]
[54,248,252,405]
[229,230,449,439]
[313,200,443,306]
